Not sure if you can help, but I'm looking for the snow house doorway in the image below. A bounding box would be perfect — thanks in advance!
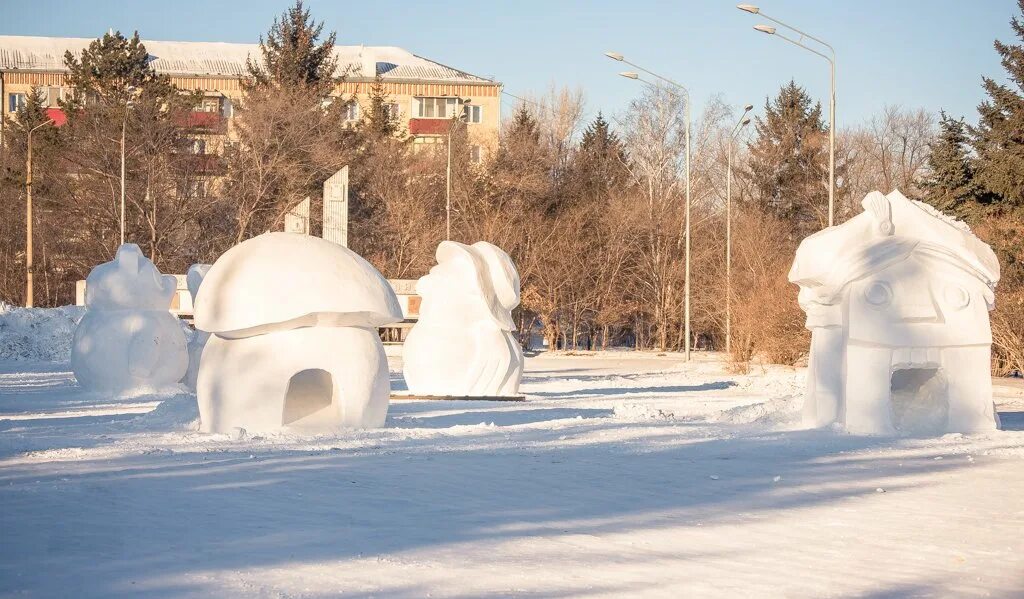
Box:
[890,368,949,435]
[282,368,335,427]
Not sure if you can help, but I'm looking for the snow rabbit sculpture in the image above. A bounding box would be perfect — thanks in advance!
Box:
[403,240,524,397]
[71,244,188,393]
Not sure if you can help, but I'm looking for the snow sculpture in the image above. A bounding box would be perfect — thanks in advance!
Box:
[194,232,402,433]
[182,264,212,390]
[403,241,524,397]
[789,189,1001,435]
[71,244,188,393]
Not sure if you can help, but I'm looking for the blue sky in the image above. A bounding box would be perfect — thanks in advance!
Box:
[2,0,1017,128]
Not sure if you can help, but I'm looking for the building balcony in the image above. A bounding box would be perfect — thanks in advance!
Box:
[408,118,453,136]
[176,153,225,176]
[44,108,67,126]
[172,110,226,133]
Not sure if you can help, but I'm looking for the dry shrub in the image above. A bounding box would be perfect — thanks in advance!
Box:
[974,215,1024,376]
[728,208,809,370]
[992,289,1024,376]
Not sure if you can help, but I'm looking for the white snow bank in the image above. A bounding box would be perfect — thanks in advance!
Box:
[710,396,802,426]
[0,303,84,363]
[129,392,200,431]
[613,402,678,421]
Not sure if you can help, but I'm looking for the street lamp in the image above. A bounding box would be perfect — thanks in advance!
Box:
[446,98,471,241]
[25,118,56,308]
[119,86,141,246]
[741,4,836,227]
[606,51,693,361]
[726,105,753,354]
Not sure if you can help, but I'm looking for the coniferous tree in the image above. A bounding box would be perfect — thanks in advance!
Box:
[60,30,204,266]
[747,80,830,234]
[572,112,630,202]
[246,0,338,96]
[923,112,983,215]
[361,76,402,139]
[62,31,180,109]
[487,106,552,215]
[226,2,356,242]
[972,0,1024,207]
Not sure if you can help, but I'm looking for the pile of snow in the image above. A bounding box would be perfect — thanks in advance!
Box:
[710,396,802,426]
[613,402,677,421]
[0,303,84,363]
[130,392,200,431]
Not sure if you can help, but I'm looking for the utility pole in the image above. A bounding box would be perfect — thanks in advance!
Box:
[446,99,471,242]
[25,119,55,308]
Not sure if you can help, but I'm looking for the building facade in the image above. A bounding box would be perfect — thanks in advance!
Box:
[0,35,502,158]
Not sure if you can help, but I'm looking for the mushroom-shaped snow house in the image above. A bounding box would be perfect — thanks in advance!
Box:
[194,233,402,433]
[789,190,1000,435]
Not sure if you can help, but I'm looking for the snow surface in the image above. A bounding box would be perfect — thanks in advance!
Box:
[1,318,1023,596]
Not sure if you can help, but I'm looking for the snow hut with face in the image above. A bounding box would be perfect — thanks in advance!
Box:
[194,233,402,433]
[789,190,1000,435]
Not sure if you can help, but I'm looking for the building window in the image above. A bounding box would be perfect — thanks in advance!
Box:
[343,101,360,122]
[180,178,207,198]
[192,140,207,155]
[415,96,460,119]
[386,102,400,119]
[41,87,64,108]
[470,145,484,164]
[463,104,482,124]
[197,97,221,113]
[8,93,27,113]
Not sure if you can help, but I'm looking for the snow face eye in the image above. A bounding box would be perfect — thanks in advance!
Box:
[864,281,892,308]
[943,284,970,310]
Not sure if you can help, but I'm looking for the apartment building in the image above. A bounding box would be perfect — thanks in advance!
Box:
[0,35,502,159]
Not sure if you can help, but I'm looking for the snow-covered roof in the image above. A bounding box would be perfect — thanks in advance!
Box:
[0,35,496,85]
[789,189,1000,305]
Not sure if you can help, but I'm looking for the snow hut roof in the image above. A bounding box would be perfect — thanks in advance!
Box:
[194,233,402,337]
[0,35,496,84]
[789,190,1000,302]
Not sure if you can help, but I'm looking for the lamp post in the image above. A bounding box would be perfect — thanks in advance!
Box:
[607,51,692,361]
[446,98,471,241]
[120,100,131,246]
[25,118,56,308]
[739,4,836,227]
[726,106,753,354]
[119,87,140,246]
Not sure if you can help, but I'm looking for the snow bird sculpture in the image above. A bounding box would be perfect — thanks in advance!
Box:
[71,244,188,393]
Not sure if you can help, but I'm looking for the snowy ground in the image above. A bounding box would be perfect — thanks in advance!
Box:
[1,347,1023,597]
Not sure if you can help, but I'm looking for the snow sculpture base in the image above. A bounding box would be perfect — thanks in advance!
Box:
[198,326,390,432]
[391,393,526,402]
[790,190,1001,435]
[193,232,402,433]
[403,241,524,397]
[71,244,187,393]
[182,264,212,391]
